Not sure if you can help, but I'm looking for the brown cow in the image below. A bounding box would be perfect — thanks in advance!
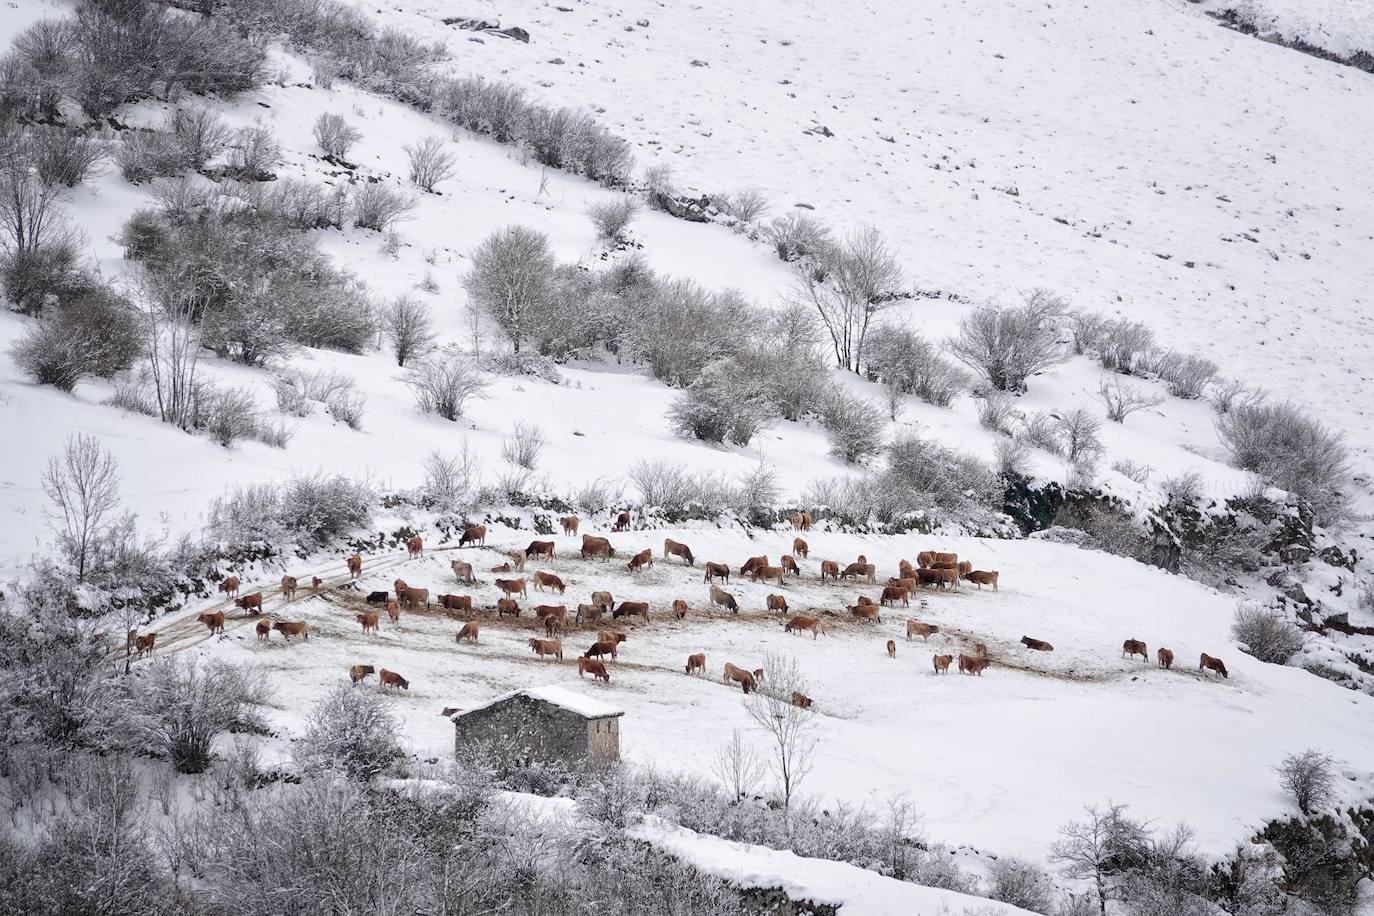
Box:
[1122,639,1148,661]
[957,560,973,575]
[235,592,264,614]
[583,640,617,661]
[627,549,654,573]
[962,570,999,591]
[613,601,649,622]
[350,664,375,685]
[507,552,527,571]
[686,652,706,675]
[791,691,813,709]
[456,622,479,643]
[1021,636,1053,652]
[933,654,953,674]
[536,604,567,627]
[581,535,614,559]
[529,638,563,660]
[386,600,400,625]
[347,554,363,578]
[311,576,323,591]
[906,620,938,641]
[490,563,513,574]
[406,535,423,558]
[709,585,739,613]
[663,538,695,566]
[135,632,157,657]
[379,668,408,691]
[917,567,959,590]
[887,639,896,658]
[575,603,604,625]
[880,585,909,608]
[393,578,409,599]
[274,620,308,641]
[198,611,225,635]
[849,604,882,623]
[752,565,785,586]
[578,657,610,683]
[356,612,379,633]
[790,512,804,530]
[672,599,688,620]
[560,516,579,536]
[280,576,298,601]
[450,560,475,584]
[723,663,756,694]
[496,598,521,617]
[958,654,986,675]
[840,562,877,583]
[784,615,821,639]
[591,590,613,612]
[1157,647,1175,670]
[975,642,990,659]
[438,594,473,613]
[789,511,813,531]
[740,555,769,576]
[612,510,632,532]
[766,594,789,614]
[598,630,627,647]
[898,559,915,579]
[1200,653,1229,678]
[459,525,486,547]
[526,540,555,559]
[495,578,527,598]
[793,537,809,559]
[400,587,429,610]
[533,571,566,594]
[255,620,272,641]
[820,559,840,582]
[702,562,730,583]
[781,554,801,577]
[218,575,241,598]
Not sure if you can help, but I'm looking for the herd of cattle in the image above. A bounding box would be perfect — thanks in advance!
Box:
[127,513,1232,706]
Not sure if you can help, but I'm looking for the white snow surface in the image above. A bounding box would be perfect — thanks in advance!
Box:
[453,683,624,720]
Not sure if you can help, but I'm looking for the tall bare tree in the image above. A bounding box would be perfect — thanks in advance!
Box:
[795,226,902,372]
[42,433,120,582]
[743,652,816,809]
[134,268,205,430]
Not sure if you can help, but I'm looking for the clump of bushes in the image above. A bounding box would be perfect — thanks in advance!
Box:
[948,290,1066,392]
[1231,602,1303,664]
[11,285,143,390]
[1216,398,1348,523]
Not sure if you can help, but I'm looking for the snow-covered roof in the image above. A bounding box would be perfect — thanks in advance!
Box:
[452,685,624,721]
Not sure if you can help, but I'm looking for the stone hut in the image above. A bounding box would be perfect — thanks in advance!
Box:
[451,685,624,767]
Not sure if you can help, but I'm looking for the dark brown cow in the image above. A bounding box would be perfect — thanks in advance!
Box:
[366,591,389,604]
[627,549,654,573]
[235,592,264,614]
[958,654,986,675]
[820,560,840,582]
[356,612,379,633]
[497,598,521,617]
[197,611,225,635]
[962,570,999,591]
[672,599,688,619]
[613,601,649,622]
[379,668,409,691]
[1122,639,1148,661]
[456,622,479,643]
[916,567,959,590]
[1157,648,1174,670]
[350,664,375,684]
[933,654,953,674]
[1021,636,1053,652]
[347,554,363,578]
[709,585,739,613]
[792,537,809,559]
[578,657,610,683]
[784,615,821,639]
[135,632,157,657]
[218,576,241,598]
[781,554,801,577]
[438,594,473,612]
[311,576,323,591]
[1199,653,1229,678]
[612,511,632,532]
[791,691,813,709]
[533,571,566,594]
[459,526,486,547]
[739,555,769,576]
[702,562,730,583]
[766,594,789,613]
[583,640,618,661]
[406,535,424,558]
[274,620,309,641]
[686,653,706,675]
[723,663,756,694]
[880,585,909,608]
[663,539,695,566]
[255,619,272,641]
[529,638,563,660]
[526,540,555,559]
[581,535,614,559]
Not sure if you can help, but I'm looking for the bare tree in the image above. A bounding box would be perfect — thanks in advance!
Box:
[352,183,417,232]
[383,295,434,366]
[796,226,902,372]
[948,291,1066,392]
[1057,407,1104,467]
[313,112,361,159]
[1276,749,1335,815]
[0,131,66,256]
[42,433,120,582]
[1096,376,1163,423]
[421,443,481,509]
[225,124,281,181]
[501,422,546,471]
[713,728,765,802]
[135,270,205,431]
[169,106,229,169]
[1050,802,1151,916]
[743,652,816,809]
[405,136,457,192]
[405,348,488,421]
[465,225,554,353]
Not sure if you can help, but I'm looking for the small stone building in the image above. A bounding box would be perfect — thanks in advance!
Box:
[451,685,624,767]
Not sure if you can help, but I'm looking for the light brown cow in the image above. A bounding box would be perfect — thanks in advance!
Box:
[789,511,813,531]
[393,578,409,599]
[856,595,877,607]
[450,560,475,584]
[583,640,617,661]
[840,562,877,583]
[975,642,989,659]
[507,552,527,572]
[672,599,688,619]
[598,630,627,647]
[578,657,610,683]
[791,691,813,709]
[255,620,272,641]
[957,560,973,575]
[790,512,804,530]
[766,594,789,613]
[536,604,567,630]
[1157,647,1174,670]
[406,535,424,558]
[438,594,473,613]
[347,554,363,578]
[350,664,375,684]
[356,612,379,633]
[497,598,521,617]
[612,510,632,532]
[880,585,909,608]
[400,587,429,610]
[560,516,579,536]
[784,615,821,639]
[962,570,999,591]
[576,603,604,625]
[627,549,654,573]
[218,576,241,598]
[1122,639,1148,661]
[136,632,157,657]
[495,578,527,598]
[781,554,801,577]
[274,620,308,641]
[849,605,882,623]
[456,622,479,643]
[898,559,915,579]
[793,537,809,559]
[386,600,400,625]
[613,601,649,622]
[459,525,486,547]
[958,654,986,675]
[533,571,566,594]
[752,565,785,586]
[1199,653,1229,678]
[198,611,225,635]
[235,592,264,614]
[591,590,613,612]
[686,652,706,675]
[490,563,513,574]
[820,560,840,582]
[709,585,739,613]
[740,555,769,576]
[1021,636,1053,652]
[887,639,897,658]
[529,638,563,660]
[663,539,695,566]
[723,663,756,694]
[379,668,408,691]
[702,562,730,583]
[526,540,555,559]
[933,654,954,674]
[581,535,614,559]
[906,620,938,641]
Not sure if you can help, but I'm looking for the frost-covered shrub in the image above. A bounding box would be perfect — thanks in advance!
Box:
[865,327,970,408]
[978,391,1017,434]
[421,444,481,510]
[225,124,282,181]
[436,75,527,142]
[1161,471,1204,507]
[405,136,456,192]
[1206,376,1253,415]
[313,112,361,159]
[765,211,832,262]
[405,349,489,421]
[169,106,229,170]
[466,225,555,353]
[716,187,770,223]
[622,278,746,387]
[352,182,416,232]
[278,472,374,546]
[117,130,187,182]
[989,856,1056,914]
[1018,411,1065,456]
[252,178,351,230]
[134,658,268,774]
[948,290,1066,392]
[666,364,768,447]
[10,285,142,390]
[326,391,365,430]
[1216,399,1348,523]
[995,437,1034,478]
[296,683,404,781]
[383,295,434,366]
[1095,319,1154,374]
[1276,749,1335,815]
[1154,351,1217,399]
[202,386,262,448]
[0,235,89,314]
[819,387,886,464]
[1231,603,1303,665]
[643,163,676,210]
[501,422,546,471]
[25,126,108,188]
[586,197,639,242]
[1097,376,1162,422]
[1057,408,1103,466]
[1068,310,1107,355]
[1112,459,1152,485]
[573,477,622,515]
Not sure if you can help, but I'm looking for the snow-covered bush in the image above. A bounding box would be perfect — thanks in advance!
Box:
[116,130,186,182]
[313,112,361,159]
[24,126,108,188]
[622,278,747,386]
[1154,351,1217,399]
[1095,318,1154,374]
[522,104,590,170]
[765,211,832,262]
[977,391,1017,434]
[421,444,481,510]
[1216,399,1348,523]
[716,187,770,223]
[1276,749,1335,815]
[251,178,350,230]
[1019,411,1065,456]
[1067,310,1107,355]
[643,163,676,210]
[296,683,404,781]
[326,391,365,430]
[586,197,639,242]
[352,182,416,232]
[797,227,903,372]
[202,386,263,448]
[383,295,434,366]
[1231,603,1303,665]
[466,225,555,353]
[1206,376,1254,414]
[10,285,142,389]
[1057,408,1103,466]
[995,436,1034,478]
[169,106,228,170]
[1050,501,1147,561]
[501,422,546,471]
[988,857,1056,913]
[819,387,886,464]
[224,124,281,181]
[1113,459,1152,485]
[405,135,456,192]
[134,658,267,774]
[865,327,971,408]
[436,75,527,142]
[405,348,489,421]
[948,291,1066,392]
[1096,376,1163,422]
[278,472,374,545]
[572,477,622,515]
[666,364,768,446]
[1161,471,1204,507]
